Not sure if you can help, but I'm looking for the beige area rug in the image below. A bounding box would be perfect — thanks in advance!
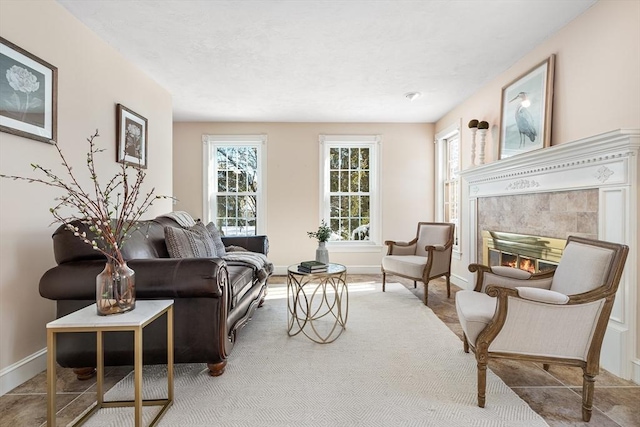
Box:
[79,282,548,426]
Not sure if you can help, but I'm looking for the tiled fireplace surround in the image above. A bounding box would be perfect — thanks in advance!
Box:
[460,129,640,383]
[477,189,598,264]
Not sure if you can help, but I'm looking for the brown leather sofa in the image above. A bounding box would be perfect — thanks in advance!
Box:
[39,215,271,378]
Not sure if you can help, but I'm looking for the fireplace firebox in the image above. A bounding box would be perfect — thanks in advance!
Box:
[482,231,566,273]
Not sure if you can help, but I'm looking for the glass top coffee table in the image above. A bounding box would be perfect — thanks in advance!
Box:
[287,263,348,343]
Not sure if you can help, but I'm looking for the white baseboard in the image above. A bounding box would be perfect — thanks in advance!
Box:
[450,273,469,290]
[631,359,640,385]
[601,322,629,379]
[0,348,47,396]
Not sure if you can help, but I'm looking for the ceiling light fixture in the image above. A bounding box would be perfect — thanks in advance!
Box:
[405,92,422,101]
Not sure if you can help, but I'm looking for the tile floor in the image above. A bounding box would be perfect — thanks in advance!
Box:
[1,274,638,427]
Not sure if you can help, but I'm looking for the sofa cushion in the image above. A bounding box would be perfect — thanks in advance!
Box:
[52,221,106,264]
[120,220,161,259]
[165,223,217,258]
[206,222,227,256]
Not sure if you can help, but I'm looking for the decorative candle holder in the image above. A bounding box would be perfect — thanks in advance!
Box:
[477,121,489,165]
[468,119,479,166]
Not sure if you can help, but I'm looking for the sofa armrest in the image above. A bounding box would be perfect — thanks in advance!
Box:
[40,258,227,300]
[222,235,269,255]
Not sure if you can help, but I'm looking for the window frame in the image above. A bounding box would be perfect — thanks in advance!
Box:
[202,134,267,236]
[319,134,382,252]
[435,123,461,258]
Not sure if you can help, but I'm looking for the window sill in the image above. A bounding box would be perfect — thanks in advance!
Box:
[326,243,384,253]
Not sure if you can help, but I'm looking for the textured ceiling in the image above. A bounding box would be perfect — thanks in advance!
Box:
[57,0,597,123]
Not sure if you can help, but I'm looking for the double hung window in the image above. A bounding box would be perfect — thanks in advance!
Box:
[435,125,460,255]
[203,134,266,236]
[319,135,381,248]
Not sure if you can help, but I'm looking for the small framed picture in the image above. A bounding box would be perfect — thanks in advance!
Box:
[0,37,57,144]
[116,104,148,168]
[499,54,555,159]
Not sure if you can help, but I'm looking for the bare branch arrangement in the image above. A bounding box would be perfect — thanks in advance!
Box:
[1,130,172,264]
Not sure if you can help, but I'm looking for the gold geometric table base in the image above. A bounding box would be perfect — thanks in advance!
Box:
[46,300,174,427]
[287,263,348,343]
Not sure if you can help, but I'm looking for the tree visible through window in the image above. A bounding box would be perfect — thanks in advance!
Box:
[203,135,266,237]
[329,146,371,240]
[216,146,258,236]
[321,135,380,245]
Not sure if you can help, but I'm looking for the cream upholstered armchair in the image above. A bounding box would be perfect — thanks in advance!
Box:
[455,236,628,422]
[381,222,455,305]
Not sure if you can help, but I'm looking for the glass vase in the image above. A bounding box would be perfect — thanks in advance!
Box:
[96,261,136,315]
[315,241,329,264]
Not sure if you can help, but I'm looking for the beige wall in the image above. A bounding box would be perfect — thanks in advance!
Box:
[173,122,434,271]
[437,0,640,162]
[0,0,173,392]
[435,0,640,283]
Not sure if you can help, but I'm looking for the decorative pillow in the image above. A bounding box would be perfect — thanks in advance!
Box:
[165,222,217,258]
[206,222,227,256]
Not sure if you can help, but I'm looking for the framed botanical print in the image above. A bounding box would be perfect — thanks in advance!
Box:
[499,54,555,159]
[0,37,57,144]
[116,104,148,168]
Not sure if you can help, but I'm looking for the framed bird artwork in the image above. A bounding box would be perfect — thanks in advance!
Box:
[498,54,555,159]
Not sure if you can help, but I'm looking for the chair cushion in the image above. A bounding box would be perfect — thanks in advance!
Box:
[382,255,426,279]
[455,290,497,346]
[551,242,614,295]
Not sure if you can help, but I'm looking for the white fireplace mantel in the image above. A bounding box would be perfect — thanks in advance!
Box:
[460,129,640,382]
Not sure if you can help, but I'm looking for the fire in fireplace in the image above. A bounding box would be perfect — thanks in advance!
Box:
[482,231,566,273]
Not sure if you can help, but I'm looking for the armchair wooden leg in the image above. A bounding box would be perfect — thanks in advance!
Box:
[543,363,550,371]
[446,274,451,298]
[382,272,386,292]
[463,333,469,353]
[423,283,428,305]
[477,361,487,408]
[582,370,596,422]
[413,281,417,289]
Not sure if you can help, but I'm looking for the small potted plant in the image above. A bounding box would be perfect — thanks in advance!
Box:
[307,220,331,264]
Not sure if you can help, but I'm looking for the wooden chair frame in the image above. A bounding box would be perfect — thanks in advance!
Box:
[382,222,455,305]
[462,236,628,422]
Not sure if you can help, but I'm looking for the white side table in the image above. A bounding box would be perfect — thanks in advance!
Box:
[46,300,174,427]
